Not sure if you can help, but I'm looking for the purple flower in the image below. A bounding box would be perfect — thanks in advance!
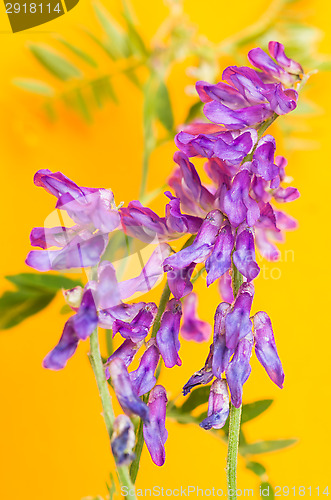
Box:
[232,229,260,282]
[129,342,160,396]
[111,415,135,466]
[212,302,233,378]
[112,303,157,343]
[248,41,303,86]
[224,170,260,228]
[205,223,234,286]
[253,311,284,389]
[250,135,280,182]
[182,345,214,395]
[200,379,229,430]
[224,283,254,349]
[226,333,253,408]
[180,293,211,342]
[143,385,168,466]
[104,339,142,379]
[218,271,234,303]
[167,262,196,299]
[163,210,224,271]
[156,299,182,368]
[43,288,97,370]
[107,358,150,422]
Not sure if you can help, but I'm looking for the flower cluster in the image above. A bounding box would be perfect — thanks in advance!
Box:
[26,42,302,467]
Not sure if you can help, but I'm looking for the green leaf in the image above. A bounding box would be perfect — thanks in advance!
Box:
[260,482,275,499]
[240,439,297,455]
[13,78,54,96]
[180,386,210,413]
[167,406,200,424]
[315,60,331,71]
[0,290,55,329]
[60,304,73,315]
[5,273,82,292]
[106,472,116,500]
[184,100,203,124]
[73,88,92,123]
[122,7,148,57]
[91,76,118,107]
[57,38,98,68]
[29,44,82,81]
[155,81,174,132]
[93,2,129,59]
[246,461,267,478]
[241,399,273,424]
[43,102,57,122]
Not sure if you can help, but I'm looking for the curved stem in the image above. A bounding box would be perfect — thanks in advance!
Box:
[89,328,136,499]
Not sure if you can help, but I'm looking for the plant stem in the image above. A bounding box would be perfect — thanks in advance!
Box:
[226,404,243,499]
[89,328,136,499]
[130,415,145,482]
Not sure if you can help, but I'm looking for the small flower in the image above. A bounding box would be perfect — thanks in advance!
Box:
[143,385,168,466]
[252,311,284,389]
[224,283,254,349]
[112,303,157,343]
[212,302,233,378]
[180,293,211,342]
[226,333,253,408]
[182,345,214,395]
[129,341,160,396]
[104,339,142,379]
[156,299,182,368]
[232,228,260,282]
[200,379,229,430]
[111,415,135,466]
[223,170,260,228]
[205,222,234,286]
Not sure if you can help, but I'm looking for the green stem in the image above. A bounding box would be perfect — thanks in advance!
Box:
[89,328,136,499]
[226,404,243,499]
[130,415,145,482]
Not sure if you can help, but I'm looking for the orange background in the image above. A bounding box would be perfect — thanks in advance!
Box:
[0,0,330,498]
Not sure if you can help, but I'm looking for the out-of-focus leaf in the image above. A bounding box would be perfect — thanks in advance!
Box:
[180,386,210,413]
[5,273,82,292]
[107,472,116,500]
[74,88,92,123]
[93,2,129,59]
[260,482,275,499]
[57,38,98,68]
[122,7,148,57]
[60,304,73,315]
[0,290,55,329]
[167,406,200,424]
[29,44,81,81]
[155,81,174,132]
[13,78,54,96]
[43,102,57,121]
[240,439,297,455]
[315,61,331,71]
[91,76,118,107]
[246,461,267,478]
[241,400,273,424]
[184,100,203,124]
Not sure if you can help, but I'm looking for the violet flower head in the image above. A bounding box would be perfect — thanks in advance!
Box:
[111,415,135,466]
[143,385,168,467]
[107,358,150,422]
[156,299,182,368]
[180,293,211,343]
[200,379,229,430]
[253,311,284,389]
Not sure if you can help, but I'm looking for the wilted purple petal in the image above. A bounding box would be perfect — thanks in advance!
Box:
[205,223,234,286]
[212,302,233,378]
[200,379,229,430]
[253,311,284,388]
[224,283,254,349]
[130,343,160,396]
[43,319,79,370]
[233,229,260,282]
[181,293,211,343]
[107,358,150,422]
[143,385,168,466]
[111,415,135,466]
[226,335,253,408]
[182,345,214,395]
[156,299,182,368]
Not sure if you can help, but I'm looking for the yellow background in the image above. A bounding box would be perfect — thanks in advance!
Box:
[0,0,330,498]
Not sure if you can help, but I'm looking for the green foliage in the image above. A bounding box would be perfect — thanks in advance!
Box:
[241,399,273,424]
[260,482,275,499]
[240,439,297,455]
[0,273,82,329]
[13,78,54,96]
[29,44,82,81]
[246,461,267,478]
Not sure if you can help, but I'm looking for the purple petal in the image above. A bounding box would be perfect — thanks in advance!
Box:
[253,311,284,389]
[156,299,182,368]
[182,345,214,395]
[273,187,300,203]
[268,41,303,77]
[43,319,79,370]
[98,302,145,330]
[167,262,196,300]
[129,343,160,396]
[224,283,254,349]
[204,101,272,130]
[205,223,234,286]
[104,339,142,379]
[218,271,234,303]
[233,229,260,282]
[200,379,229,430]
[72,289,98,340]
[214,130,256,164]
[224,170,260,228]
[226,336,253,408]
[212,302,233,378]
[196,80,248,108]
[113,303,157,343]
[107,358,150,422]
[181,293,211,343]
[111,415,135,466]
[251,135,279,182]
[91,261,121,309]
[143,385,168,466]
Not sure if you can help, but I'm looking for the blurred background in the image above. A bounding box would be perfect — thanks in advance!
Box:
[0,0,330,498]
